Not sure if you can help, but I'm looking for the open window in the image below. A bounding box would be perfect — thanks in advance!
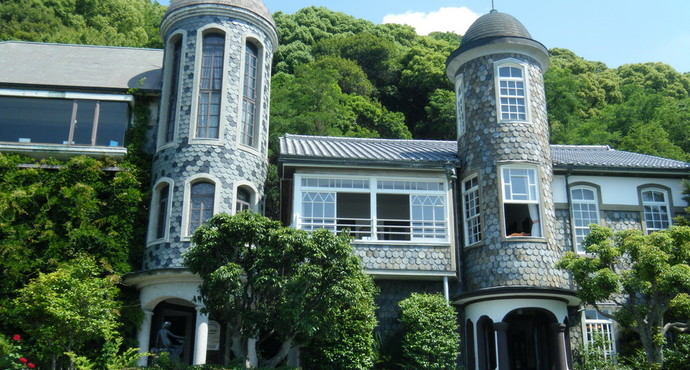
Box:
[501,166,542,238]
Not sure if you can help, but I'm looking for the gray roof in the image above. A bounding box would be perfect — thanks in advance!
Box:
[0,41,163,92]
[551,145,690,171]
[280,134,458,166]
[165,0,275,27]
[281,135,690,172]
[454,10,547,55]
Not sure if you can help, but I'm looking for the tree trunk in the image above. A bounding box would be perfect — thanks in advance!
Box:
[260,338,293,368]
[639,327,664,365]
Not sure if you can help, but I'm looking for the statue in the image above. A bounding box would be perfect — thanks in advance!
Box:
[154,321,185,360]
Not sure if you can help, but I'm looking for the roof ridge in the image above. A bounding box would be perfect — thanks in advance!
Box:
[550,144,611,150]
[0,40,163,52]
[283,134,456,144]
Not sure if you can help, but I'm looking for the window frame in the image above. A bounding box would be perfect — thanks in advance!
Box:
[240,40,261,149]
[237,36,265,155]
[462,174,482,247]
[455,73,466,139]
[639,186,673,234]
[181,174,221,239]
[189,27,227,145]
[570,183,602,253]
[499,164,544,239]
[157,32,185,149]
[581,306,618,361]
[147,178,174,245]
[494,59,530,123]
[293,174,451,244]
[234,183,258,214]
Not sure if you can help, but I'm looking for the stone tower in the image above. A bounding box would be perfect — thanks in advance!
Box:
[446,10,576,370]
[130,0,278,365]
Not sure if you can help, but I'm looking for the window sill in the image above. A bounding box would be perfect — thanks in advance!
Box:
[156,141,177,152]
[0,142,127,160]
[188,138,223,146]
[146,238,168,248]
[351,240,451,247]
[502,236,547,243]
[238,143,263,158]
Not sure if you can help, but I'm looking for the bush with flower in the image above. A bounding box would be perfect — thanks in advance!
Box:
[0,334,36,369]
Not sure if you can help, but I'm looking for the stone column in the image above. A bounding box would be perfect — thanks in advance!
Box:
[193,306,209,365]
[550,323,569,370]
[493,322,510,370]
[137,310,154,367]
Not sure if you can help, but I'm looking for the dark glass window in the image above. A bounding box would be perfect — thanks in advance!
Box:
[165,38,183,143]
[0,96,128,146]
[156,184,170,240]
[196,33,224,139]
[236,187,252,213]
[189,181,215,234]
[241,42,259,147]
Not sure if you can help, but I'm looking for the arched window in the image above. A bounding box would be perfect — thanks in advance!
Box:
[465,319,476,370]
[477,316,496,370]
[496,61,528,122]
[571,186,600,252]
[641,188,671,233]
[149,180,172,243]
[164,36,182,143]
[241,42,259,147]
[455,74,466,138]
[196,33,224,139]
[156,184,170,240]
[235,187,252,213]
[189,181,215,233]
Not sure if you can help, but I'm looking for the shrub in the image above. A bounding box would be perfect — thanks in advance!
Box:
[398,293,459,369]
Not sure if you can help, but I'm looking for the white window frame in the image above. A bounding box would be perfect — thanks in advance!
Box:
[236,35,265,156]
[292,174,450,244]
[157,31,186,150]
[640,187,672,234]
[455,73,466,139]
[181,174,222,239]
[233,182,258,214]
[147,178,174,245]
[462,174,482,246]
[570,185,601,253]
[582,307,618,361]
[188,26,228,146]
[500,165,543,238]
[494,59,530,122]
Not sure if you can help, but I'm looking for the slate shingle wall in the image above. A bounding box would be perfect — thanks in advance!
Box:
[353,243,454,272]
[143,9,274,270]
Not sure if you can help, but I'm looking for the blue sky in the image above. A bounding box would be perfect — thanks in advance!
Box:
[158,0,690,73]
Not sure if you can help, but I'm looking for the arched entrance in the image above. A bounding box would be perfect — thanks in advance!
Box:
[150,299,197,365]
[503,308,559,370]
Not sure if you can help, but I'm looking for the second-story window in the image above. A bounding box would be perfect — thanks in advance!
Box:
[501,166,542,238]
[571,186,600,252]
[155,184,170,240]
[164,37,182,143]
[235,187,252,213]
[295,176,448,242]
[496,63,527,121]
[462,175,482,246]
[241,42,259,147]
[196,33,224,139]
[641,188,671,233]
[455,74,466,138]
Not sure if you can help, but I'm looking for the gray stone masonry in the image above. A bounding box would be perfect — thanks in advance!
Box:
[354,243,453,272]
[457,53,569,291]
[143,10,274,270]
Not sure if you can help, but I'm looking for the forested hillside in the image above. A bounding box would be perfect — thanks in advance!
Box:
[1,1,688,161]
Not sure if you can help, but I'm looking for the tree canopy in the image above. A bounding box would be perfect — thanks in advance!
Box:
[558,225,690,365]
[184,212,378,368]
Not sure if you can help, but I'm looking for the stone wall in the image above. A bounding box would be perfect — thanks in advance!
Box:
[354,243,454,273]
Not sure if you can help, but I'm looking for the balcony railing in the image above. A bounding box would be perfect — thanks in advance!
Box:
[299,217,447,242]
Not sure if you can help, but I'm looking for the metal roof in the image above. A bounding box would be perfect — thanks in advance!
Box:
[281,135,690,172]
[0,41,163,92]
[280,134,458,165]
[551,145,690,170]
[461,11,532,46]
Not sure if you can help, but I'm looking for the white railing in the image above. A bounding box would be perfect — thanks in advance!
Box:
[299,217,447,241]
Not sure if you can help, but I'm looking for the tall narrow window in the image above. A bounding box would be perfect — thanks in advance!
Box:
[641,189,671,233]
[571,186,599,252]
[462,175,482,246]
[241,42,259,147]
[456,74,466,138]
[502,166,542,237]
[164,38,182,143]
[236,187,252,213]
[196,33,224,139]
[189,182,215,234]
[155,184,170,240]
[497,64,527,121]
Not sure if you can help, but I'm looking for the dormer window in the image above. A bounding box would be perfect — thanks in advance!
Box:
[196,33,224,139]
[495,60,528,122]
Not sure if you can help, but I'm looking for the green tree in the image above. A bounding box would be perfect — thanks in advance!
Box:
[184,212,377,368]
[557,225,690,365]
[398,293,459,369]
[8,256,122,369]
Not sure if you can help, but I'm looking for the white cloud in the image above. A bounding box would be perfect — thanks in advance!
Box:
[382,7,479,36]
